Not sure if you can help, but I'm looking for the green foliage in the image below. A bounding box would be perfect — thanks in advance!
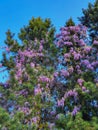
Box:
[65,17,75,27]
[79,0,98,41]
[19,17,55,41]
[55,113,98,130]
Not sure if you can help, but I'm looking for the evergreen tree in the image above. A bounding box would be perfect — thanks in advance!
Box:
[65,17,75,27]
[79,0,98,41]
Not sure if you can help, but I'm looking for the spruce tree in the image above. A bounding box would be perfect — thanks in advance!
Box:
[65,17,75,27]
[79,0,98,41]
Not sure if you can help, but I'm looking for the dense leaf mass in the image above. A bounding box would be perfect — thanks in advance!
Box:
[0,7,98,130]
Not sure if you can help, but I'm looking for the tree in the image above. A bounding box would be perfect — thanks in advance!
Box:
[0,17,98,129]
[65,17,75,27]
[0,17,58,129]
[1,17,56,71]
[53,25,98,129]
[79,0,98,41]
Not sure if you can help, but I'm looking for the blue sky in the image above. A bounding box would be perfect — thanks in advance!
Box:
[0,0,95,82]
[0,0,94,45]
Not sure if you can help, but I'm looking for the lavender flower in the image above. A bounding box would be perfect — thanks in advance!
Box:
[77,79,84,86]
[57,98,64,107]
[60,69,69,77]
[72,106,80,116]
[93,40,98,45]
[87,64,94,70]
[34,87,42,95]
[81,60,89,66]
[79,39,86,46]
[73,53,81,60]
[38,75,50,82]
[64,42,73,46]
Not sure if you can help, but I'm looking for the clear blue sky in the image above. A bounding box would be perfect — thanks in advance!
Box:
[0,0,94,45]
[0,0,95,82]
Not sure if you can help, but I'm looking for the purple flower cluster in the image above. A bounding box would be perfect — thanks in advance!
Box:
[34,86,42,95]
[64,90,78,99]
[19,107,30,115]
[56,25,87,48]
[60,69,69,77]
[19,89,28,96]
[91,61,98,67]
[83,46,92,53]
[38,75,50,83]
[57,98,65,107]
[64,42,73,46]
[57,89,78,107]
[79,39,86,46]
[77,78,84,86]
[30,62,35,68]
[68,66,74,74]
[73,53,82,60]
[19,50,44,58]
[93,40,98,45]
[64,53,70,59]
[31,116,40,123]
[71,106,80,116]
[81,60,89,66]
[87,64,94,70]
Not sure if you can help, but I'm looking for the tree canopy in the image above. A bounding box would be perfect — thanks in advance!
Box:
[0,1,98,129]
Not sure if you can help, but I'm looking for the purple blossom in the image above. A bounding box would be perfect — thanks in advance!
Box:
[32,116,39,123]
[91,61,98,67]
[77,79,84,86]
[75,65,80,70]
[64,53,70,59]
[20,107,30,115]
[64,90,78,99]
[19,89,28,96]
[64,42,73,46]
[60,69,69,77]
[93,40,98,45]
[73,34,79,42]
[82,86,86,91]
[69,47,74,53]
[79,39,86,46]
[73,53,81,60]
[39,44,43,51]
[84,46,92,53]
[53,72,59,77]
[61,30,70,35]
[72,106,80,116]
[63,36,70,40]
[81,60,89,66]
[69,26,81,32]
[34,87,42,95]
[50,110,56,115]
[68,67,74,74]
[57,98,64,107]
[30,62,35,68]
[87,64,94,70]
[38,76,50,82]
